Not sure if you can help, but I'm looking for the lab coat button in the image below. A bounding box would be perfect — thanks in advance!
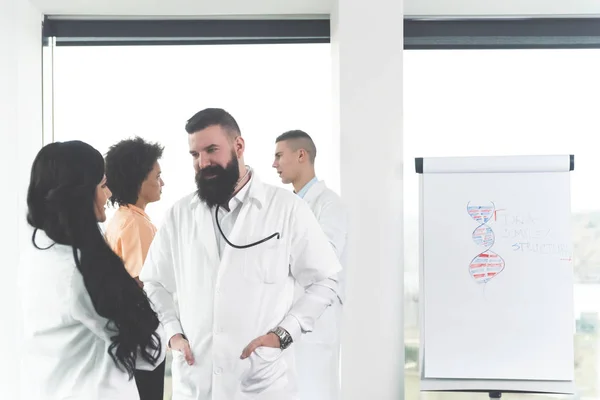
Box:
[214,367,222,375]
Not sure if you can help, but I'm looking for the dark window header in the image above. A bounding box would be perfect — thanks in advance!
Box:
[404,18,600,49]
[43,17,600,49]
[42,18,331,46]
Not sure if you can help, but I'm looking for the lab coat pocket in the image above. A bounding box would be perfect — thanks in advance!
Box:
[240,346,288,393]
[171,351,195,398]
[244,241,289,284]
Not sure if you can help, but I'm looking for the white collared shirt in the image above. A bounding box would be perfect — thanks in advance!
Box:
[140,172,341,400]
[213,173,251,257]
[19,229,165,400]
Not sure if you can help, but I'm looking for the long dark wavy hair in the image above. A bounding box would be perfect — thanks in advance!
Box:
[26,140,162,378]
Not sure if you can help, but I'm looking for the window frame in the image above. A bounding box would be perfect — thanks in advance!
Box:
[43,17,600,49]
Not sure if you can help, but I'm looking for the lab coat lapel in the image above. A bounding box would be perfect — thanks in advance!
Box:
[217,174,267,274]
[217,199,253,272]
[196,203,219,265]
[302,180,327,205]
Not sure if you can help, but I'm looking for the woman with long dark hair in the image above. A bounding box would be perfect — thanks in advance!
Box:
[20,140,164,399]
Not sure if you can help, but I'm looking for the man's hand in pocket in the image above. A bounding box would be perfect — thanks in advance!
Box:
[170,333,195,365]
[240,333,280,360]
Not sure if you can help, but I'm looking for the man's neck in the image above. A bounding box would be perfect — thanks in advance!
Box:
[233,165,251,195]
[222,166,251,211]
[293,171,316,194]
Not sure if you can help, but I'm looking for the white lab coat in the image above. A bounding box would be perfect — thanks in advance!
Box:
[140,175,342,400]
[19,229,165,400]
[294,180,348,400]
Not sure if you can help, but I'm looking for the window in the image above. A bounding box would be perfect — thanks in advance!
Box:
[404,49,600,399]
[50,43,334,399]
[50,43,335,227]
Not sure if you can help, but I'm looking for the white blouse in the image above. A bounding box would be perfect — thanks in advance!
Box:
[19,229,165,400]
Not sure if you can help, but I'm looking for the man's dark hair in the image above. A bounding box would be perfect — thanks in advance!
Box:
[275,130,317,164]
[185,108,241,139]
[105,137,164,207]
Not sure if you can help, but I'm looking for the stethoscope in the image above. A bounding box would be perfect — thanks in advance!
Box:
[214,167,280,249]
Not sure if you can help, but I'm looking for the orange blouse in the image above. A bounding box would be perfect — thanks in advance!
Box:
[105,205,157,278]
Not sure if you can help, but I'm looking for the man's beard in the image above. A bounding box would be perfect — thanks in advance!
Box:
[195,153,240,208]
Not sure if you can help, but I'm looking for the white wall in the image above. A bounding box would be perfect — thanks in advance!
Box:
[30,0,329,16]
[332,0,405,398]
[405,0,600,17]
[0,0,43,397]
[0,7,19,398]
[28,0,600,18]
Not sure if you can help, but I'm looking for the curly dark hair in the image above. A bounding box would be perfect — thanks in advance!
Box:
[105,137,164,207]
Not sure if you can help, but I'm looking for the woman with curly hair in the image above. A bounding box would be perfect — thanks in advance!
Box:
[20,140,164,400]
[104,136,166,400]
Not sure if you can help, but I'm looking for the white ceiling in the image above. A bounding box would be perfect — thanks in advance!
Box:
[30,0,332,16]
[29,0,600,18]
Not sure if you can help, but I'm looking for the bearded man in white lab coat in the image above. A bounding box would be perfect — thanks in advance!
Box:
[272,130,348,400]
[140,108,341,400]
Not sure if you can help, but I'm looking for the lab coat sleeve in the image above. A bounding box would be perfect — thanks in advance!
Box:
[317,198,348,303]
[69,270,115,343]
[318,200,348,260]
[69,269,166,370]
[280,201,342,342]
[139,216,183,344]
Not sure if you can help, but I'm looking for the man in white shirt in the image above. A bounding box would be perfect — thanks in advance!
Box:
[140,108,342,400]
[273,130,348,400]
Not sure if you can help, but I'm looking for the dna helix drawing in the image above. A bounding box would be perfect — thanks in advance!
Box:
[467,201,505,284]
